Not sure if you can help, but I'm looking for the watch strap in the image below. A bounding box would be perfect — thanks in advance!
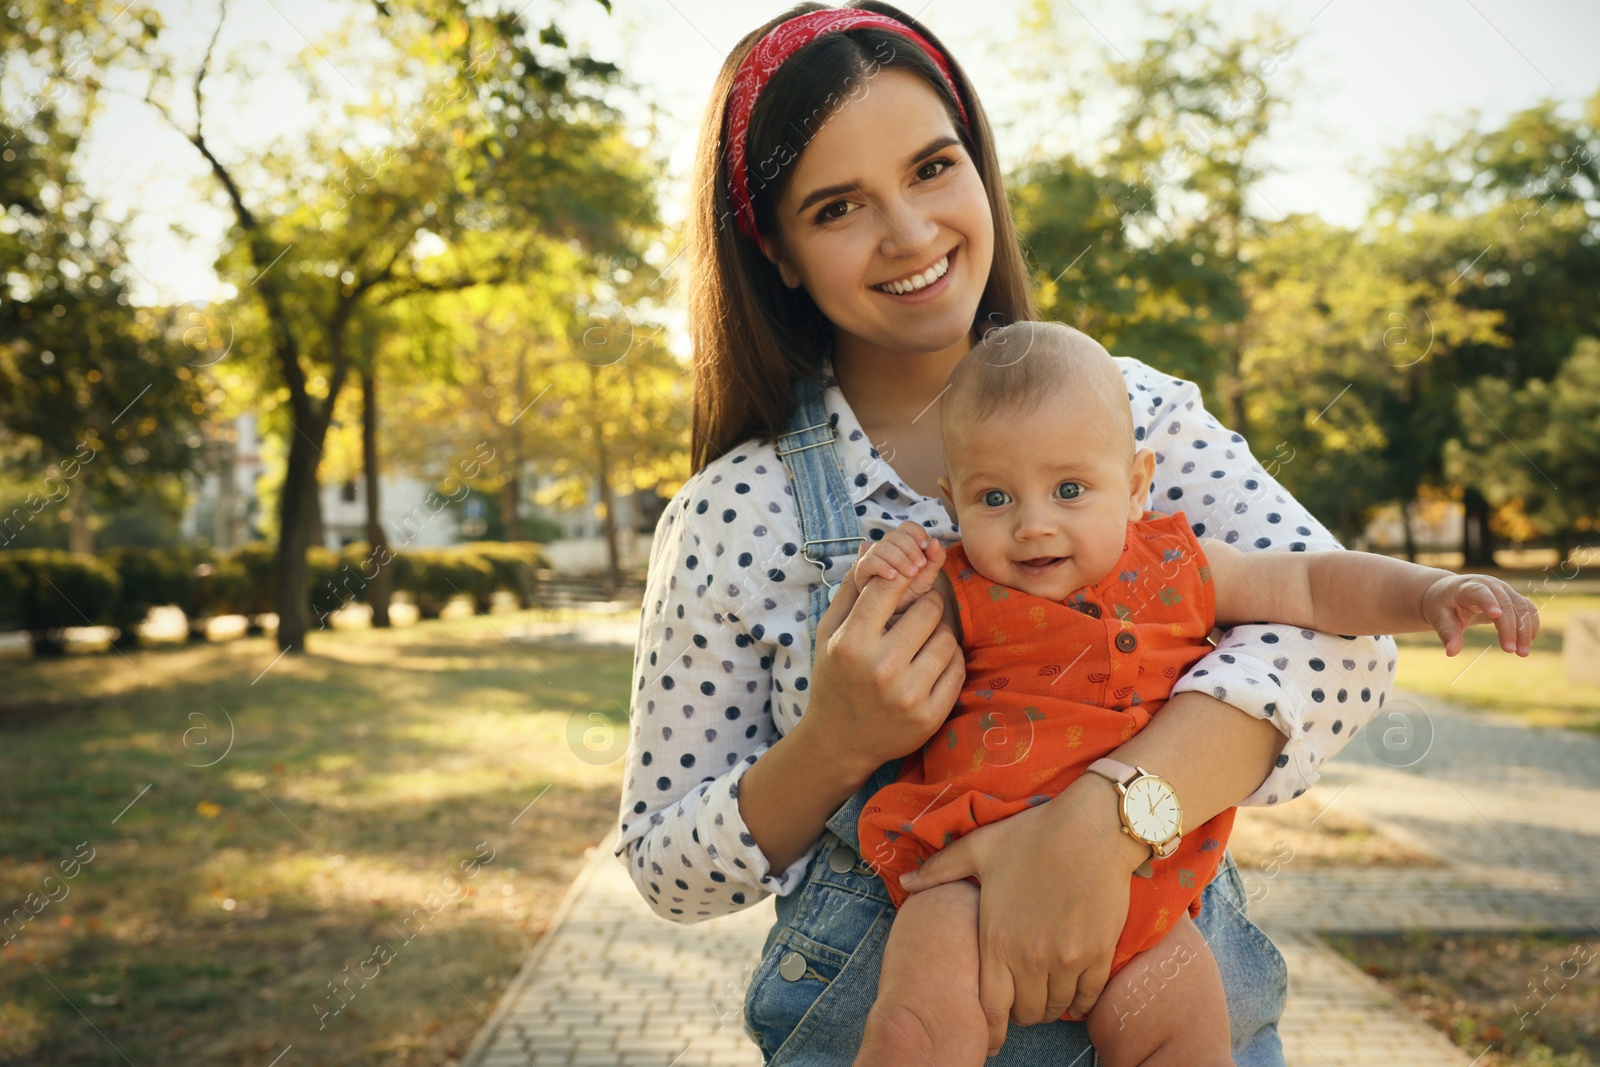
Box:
[1087,757,1138,787]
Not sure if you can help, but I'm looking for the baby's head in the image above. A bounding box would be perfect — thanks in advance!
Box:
[935,322,1157,601]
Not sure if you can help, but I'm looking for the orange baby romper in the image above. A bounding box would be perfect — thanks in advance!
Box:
[857,509,1236,993]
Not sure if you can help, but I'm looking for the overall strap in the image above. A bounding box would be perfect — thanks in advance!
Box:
[774,374,866,664]
[774,373,896,855]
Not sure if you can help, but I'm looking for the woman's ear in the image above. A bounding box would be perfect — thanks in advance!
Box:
[761,237,803,289]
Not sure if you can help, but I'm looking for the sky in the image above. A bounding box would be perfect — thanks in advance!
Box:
[61,0,1600,307]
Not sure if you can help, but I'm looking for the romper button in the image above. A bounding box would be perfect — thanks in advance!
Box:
[1082,603,1101,618]
[779,951,807,981]
[828,845,858,873]
[1116,631,1138,653]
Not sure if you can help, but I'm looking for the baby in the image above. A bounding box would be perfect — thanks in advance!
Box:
[845,322,1538,1067]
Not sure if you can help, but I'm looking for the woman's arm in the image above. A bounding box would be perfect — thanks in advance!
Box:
[740,550,965,870]
[613,472,807,924]
[1120,357,1398,806]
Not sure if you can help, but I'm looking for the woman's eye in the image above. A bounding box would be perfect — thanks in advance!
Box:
[982,489,1009,508]
[916,158,953,181]
[817,200,854,222]
[1056,481,1083,499]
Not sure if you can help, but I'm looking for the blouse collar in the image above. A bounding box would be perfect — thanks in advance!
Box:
[817,356,936,513]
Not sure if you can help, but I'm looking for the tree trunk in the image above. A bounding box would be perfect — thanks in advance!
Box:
[1226,334,1249,445]
[361,368,394,629]
[1461,487,1497,568]
[1399,498,1418,564]
[68,467,93,554]
[275,423,323,653]
[596,437,618,595]
[502,351,527,540]
[215,424,238,551]
[501,476,522,542]
[1554,530,1573,571]
[306,474,325,552]
[588,365,619,595]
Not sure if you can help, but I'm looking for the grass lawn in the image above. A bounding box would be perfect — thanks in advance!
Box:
[1392,593,1600,735]
[0,611,632,1066]
[1328,931,1600,1066]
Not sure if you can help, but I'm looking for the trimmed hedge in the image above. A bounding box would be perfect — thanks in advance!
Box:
[0,539,554,654]
[179,551,249,642]
[458,541,547,611]
[317,541,548,616]
[233,541,340,632]
[0,549,121,656]
[391,549,494,619]
[105,547,195,649]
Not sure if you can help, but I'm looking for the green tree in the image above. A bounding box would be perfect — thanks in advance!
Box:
[383,255,689,587]
[0,2,206,553]
[1009,2,1299,435]
[1238,216,1503,550]
[1370,90,1600,560]
[1447,337,1600,561]
[126,0,651,651]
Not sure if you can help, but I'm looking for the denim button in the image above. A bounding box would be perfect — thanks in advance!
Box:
[778,951,807,981]
[1116,631,1138,652]
[828,845,858,873]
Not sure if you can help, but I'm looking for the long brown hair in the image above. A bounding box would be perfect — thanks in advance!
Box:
[684,1,1037,474]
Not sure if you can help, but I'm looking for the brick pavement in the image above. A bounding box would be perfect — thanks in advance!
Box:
[462,691,1600,1067]
[459,830,770,1067]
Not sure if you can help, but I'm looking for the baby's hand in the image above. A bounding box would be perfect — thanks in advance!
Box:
[844,520,946,615]
[1421,573,1539,657]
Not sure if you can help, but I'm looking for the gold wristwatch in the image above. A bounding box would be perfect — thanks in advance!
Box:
[1087,758,1183,878]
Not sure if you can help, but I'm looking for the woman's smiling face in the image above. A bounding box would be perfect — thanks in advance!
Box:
[763,68,995,359]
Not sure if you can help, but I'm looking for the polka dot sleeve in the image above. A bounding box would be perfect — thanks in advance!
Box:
[1122,357,1400,807]
[611,469,819,924]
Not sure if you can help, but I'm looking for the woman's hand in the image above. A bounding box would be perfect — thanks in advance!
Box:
[896,773,1149,1056]
[800,546,965,779]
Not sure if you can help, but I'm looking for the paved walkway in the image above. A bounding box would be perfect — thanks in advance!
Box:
[459,831,771,1067]
[463,691,1600,1067]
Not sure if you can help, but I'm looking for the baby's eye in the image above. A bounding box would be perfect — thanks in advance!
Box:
[982,489,1009,508]
[1056,481,1084,500]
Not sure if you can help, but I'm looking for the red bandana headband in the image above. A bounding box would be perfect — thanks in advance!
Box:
[723,9,971,251]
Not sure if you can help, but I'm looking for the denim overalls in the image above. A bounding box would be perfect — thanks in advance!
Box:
[741,374,1290,1065]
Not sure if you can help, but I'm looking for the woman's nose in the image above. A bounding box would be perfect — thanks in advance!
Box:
[877,194,939,258]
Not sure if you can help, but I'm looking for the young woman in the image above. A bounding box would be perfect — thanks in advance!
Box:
[613,4,1397,1064]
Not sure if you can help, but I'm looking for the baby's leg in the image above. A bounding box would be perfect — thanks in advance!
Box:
[1085,912,1235,1067]
[852,880,990,1067]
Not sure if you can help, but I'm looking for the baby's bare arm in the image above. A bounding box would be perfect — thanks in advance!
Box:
[1201,538,1538,656]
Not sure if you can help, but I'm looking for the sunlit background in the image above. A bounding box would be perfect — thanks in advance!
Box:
[3,2,1599,1065]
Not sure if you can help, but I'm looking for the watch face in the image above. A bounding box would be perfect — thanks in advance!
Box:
[1124,777,1181,844]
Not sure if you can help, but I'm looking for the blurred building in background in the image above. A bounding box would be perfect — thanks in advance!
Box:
[181,414,668,574]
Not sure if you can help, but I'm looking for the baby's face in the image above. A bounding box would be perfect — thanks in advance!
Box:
[939,404,1153,601]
